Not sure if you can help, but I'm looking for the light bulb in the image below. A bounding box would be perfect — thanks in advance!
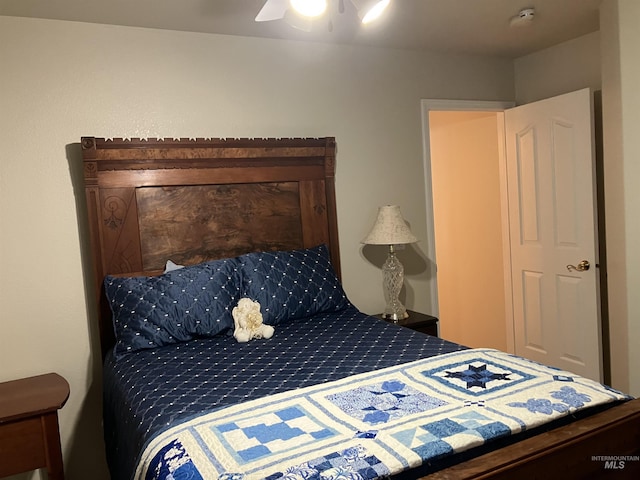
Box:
[289,0,327,18]
[361,0,390,24]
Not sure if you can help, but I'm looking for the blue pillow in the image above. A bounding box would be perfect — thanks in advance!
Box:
[239,244,350,325]
[104,257,241,358]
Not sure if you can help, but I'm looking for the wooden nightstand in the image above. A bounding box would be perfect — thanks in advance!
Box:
[0,373,69,479]
[378,310,439,337]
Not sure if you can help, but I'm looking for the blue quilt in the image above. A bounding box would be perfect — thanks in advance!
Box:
[134,349,629,479]
[103,309,466,480]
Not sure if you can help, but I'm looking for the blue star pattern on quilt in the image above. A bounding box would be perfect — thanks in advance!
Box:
[444,364,511,389]
[327,379,448,425]
[424,358,534,395]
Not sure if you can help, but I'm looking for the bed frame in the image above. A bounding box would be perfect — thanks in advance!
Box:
[81,136,341,354]
[80,137,640,479]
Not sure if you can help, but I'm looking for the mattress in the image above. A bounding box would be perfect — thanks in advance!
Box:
[103,307,465,479]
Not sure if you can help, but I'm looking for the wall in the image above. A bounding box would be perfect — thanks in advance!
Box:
[616,0,640,398]
[0,16,514,479]
[429,111,507,351]
[600,0,640,397]
[514,31,601,105]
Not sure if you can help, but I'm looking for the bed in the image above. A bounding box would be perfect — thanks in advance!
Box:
[80,136,640,479]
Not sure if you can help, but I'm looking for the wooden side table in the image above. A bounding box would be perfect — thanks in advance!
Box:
[0,373,69,479]
[378,310,439,337]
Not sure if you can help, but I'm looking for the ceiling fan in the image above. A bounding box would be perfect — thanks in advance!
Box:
[255,0,391,30]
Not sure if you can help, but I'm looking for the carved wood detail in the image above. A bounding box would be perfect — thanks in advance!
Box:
[81,136,339,355]
[99,188,143,275]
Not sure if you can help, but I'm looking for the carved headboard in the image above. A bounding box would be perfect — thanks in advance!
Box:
[81,137,340,355]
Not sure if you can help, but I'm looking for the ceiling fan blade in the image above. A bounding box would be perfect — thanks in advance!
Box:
[255,0,289,22]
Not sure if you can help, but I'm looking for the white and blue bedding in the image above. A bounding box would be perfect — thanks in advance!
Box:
[103,308,466,480]
[135,348,629,480]
[101,245,629,479]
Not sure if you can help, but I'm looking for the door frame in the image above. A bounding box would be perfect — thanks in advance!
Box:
[420,99,516,352]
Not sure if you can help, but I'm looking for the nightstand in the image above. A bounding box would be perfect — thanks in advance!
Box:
[378,310,439,337]
[0,373,69,479]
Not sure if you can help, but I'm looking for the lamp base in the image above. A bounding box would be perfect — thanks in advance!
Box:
[382,309,409,323]
[381,246,409,324]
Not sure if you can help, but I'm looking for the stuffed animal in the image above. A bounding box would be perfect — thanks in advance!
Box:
[232,298,274,343]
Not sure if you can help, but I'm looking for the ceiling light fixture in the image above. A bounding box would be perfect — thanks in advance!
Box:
[352,0,390,24]
[290,0,328,18]
[255,0,391,27]
[283,8,314,31]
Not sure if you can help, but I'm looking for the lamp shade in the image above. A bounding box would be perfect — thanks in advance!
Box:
[362,205,418,245]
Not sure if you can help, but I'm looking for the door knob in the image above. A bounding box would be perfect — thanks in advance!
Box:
[566,260,590,272]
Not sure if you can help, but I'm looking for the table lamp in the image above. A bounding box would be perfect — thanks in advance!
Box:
[362,205,418,322]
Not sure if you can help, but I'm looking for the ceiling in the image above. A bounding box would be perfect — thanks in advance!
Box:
[0,0,602,58]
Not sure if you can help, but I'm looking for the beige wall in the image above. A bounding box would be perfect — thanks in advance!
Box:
[514,31,601,105]
[617,0,640,398]
[429,111,507,351]
[0,16,514,479]
[600,0,640,397]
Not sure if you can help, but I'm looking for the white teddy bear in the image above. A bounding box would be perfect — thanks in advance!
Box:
[232,298,274,343]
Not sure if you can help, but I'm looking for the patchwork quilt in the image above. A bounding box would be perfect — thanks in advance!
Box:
[135,349,629,480]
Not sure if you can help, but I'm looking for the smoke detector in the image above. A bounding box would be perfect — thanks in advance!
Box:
[510,8,535,27]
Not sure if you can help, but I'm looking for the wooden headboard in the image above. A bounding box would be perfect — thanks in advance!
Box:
[81,137,340,355]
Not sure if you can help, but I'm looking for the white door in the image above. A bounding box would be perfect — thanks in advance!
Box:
[505,88,602,381]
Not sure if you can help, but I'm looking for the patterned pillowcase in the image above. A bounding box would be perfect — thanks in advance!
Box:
[239,244,351,325]
[104,257,241,358]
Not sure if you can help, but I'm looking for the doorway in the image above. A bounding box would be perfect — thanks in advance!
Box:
[422,92,607,382]
[429,110,508,351]
[421,99,514,352]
